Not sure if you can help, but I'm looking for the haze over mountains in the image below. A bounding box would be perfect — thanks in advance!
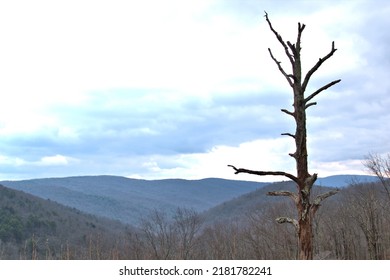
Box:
[0,174,376,226]
[1,176,264,225]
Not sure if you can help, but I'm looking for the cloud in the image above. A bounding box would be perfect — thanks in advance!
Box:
[311,159,366,177]
[38,155,72,166]
[126,138,296,182]
[60,89,292,155]
[0,0,389,180]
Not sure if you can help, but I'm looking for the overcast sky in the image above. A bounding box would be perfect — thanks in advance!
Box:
[0,0,389,181]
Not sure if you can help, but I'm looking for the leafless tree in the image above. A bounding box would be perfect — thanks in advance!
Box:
[173,207,203,259]
[229,12,341,259]
[140,209,176,259]
[364,153,390,202]
[244,202,297,259]
[342,183,386,259]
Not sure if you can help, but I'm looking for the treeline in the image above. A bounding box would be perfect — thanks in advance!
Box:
[1,181,390,259]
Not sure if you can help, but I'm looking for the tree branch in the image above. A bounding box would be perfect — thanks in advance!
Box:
[268,190,298,203]
[311,189,339,215]
[264,11,295,66]
[268,48,294,87]
[276,217,298,230]
[305,102,317,109]
[296,22,305,50]
[302,41,338,92]
[281,108,295,117]
[305,173,318,188]
[289,152,297,159]
[228,165,299,183]
[288,74,298,82]
[313,189,339,206]
[281,133,295,139]
[305,79,341,104]
[364,153,390,202]
[287,41,297,57]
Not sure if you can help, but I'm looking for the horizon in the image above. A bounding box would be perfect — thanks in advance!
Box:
[0,172,377,184]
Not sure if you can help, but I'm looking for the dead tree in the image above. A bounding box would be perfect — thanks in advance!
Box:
[228,12,341,260]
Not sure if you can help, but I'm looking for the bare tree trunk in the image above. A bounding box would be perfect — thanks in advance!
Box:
[297,211,313,259]
[228,12,340,260]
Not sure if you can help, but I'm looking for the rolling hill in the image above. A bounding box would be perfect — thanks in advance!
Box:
[1,174,377,226]
[0,184,131,259]
[200,181,340,226]
[315,174,378,187]
[200,174,379,225]
[0,173,382,260]
[1,176,267,225]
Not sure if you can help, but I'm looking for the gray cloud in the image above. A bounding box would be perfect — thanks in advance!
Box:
[1,0,389,180]
[43,89,291,156]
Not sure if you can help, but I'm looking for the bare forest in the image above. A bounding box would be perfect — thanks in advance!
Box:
[1,178,390,260]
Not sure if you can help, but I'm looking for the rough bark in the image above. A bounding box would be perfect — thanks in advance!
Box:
[228,12,340,259]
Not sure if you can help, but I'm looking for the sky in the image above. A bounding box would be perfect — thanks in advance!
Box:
[0,0,389,181]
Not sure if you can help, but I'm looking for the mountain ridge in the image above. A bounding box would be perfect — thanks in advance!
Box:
[0,175,267,225]
[1,174,377,226]
[315,174,378,187]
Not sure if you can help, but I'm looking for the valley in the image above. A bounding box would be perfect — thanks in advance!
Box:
[0,174,382,259]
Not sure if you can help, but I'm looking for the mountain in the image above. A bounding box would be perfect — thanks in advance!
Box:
[1,174,377,226]
[201,181,297,224]
[201,175,380,225]
[1,176,267,225]
[201,180,344,226]
[315,174,378,188]
[0,184,131,259]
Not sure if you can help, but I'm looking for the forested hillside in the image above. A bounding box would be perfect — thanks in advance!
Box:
[126,181,390,260]
[1,175,374,226]
[1,177,389,260]
[0,185,131,259]
[1,176,265,225]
